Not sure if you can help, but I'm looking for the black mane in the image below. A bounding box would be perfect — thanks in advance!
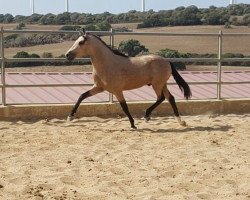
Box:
[89,33,128,58]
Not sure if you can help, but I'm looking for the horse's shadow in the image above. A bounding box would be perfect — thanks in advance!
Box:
[44,119,233,133]
[137,125,233,134]
[4,118,233,134]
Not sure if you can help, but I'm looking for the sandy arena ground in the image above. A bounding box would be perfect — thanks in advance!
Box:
[0,114,250,200]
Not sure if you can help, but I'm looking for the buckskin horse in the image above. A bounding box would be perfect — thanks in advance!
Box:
[65,29,191,129]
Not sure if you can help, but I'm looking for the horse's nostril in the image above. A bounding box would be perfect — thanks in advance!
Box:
[65,52,75,61]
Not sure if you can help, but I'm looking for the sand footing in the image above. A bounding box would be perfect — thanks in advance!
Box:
[0,99,250,199]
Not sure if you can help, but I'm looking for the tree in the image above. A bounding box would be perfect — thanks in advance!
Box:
[4,13,14,23]
[118,39,148,57]
[0,14,4,23]
[228,4,245,15]
[54,12,71,24]
[243,6,250,15]
[70,12,81,23]
[182,6,201,25]
[39,13,55,25]
[3,4,250,27]
[76,13,94,24]
[202,9,229,25]
[26,14,43,24]
[175,6,185,11]
[137,17,166,28]
[14,15,26,23]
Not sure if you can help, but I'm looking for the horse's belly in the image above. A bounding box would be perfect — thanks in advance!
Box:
[122,80,149,91]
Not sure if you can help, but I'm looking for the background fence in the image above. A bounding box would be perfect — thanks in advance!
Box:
[1,28,250,106]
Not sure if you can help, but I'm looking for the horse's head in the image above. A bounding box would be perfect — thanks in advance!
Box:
[65,28,90,60]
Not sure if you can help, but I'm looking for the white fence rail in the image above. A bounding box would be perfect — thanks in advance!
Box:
[1,28,250,105]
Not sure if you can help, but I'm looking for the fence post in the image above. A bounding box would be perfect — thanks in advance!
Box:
[217,30,223,100]
[1,27,6,106]
[109,28,114,103]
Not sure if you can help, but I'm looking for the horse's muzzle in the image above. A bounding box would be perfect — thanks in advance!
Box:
[65,52,75,61]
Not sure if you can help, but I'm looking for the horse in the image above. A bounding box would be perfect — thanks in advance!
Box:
[65,29,191,129]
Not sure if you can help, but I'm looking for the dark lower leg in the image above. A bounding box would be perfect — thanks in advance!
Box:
[119,101,136,129]
[167,93,186,126]
[144,93,165,120]
[168,94,179,117]
[69,91,91,117]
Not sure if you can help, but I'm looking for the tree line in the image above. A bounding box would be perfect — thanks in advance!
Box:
[1,4,249,27]
[4,22,114,49]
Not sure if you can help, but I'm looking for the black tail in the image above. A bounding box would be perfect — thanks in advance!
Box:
[170,62,192,100]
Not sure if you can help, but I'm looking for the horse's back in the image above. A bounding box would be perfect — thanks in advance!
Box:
[131,54,170,68]
[130,54,172,77]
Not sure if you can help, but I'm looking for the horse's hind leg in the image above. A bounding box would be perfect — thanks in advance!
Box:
[67,86,103,121]
[144,84,165,121]
[144,92,165,122]
[115,92,136,129]
[163,86,187,126]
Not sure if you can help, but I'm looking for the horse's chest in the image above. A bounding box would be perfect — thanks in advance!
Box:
[93,74,111,87]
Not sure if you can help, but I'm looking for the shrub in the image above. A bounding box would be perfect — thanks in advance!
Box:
[171,62,186,70]
[113,27,132,32]
[29,53,40,58]
[157,49,181,58]
[156,49,187,70]
[84,22,112,31]
[243,14,250,26]
[11,51,41,67]
[4,34,67,48]
[118,39,148,57]
[4,34,19,41]
[14,36,29,47]
[15,23,26,30]
[42,52,53,58]
[84,24,96,31]
[95,21,112,31]
[13,51,30,58]
[59,25,81,31]
[224,22,232,29]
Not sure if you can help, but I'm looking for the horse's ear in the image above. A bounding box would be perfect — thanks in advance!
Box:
[79,27,86,36]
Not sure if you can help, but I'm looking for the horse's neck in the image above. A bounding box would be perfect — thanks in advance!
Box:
[90,40,116,74]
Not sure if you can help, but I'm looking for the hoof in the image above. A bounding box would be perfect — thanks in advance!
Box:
[67,115,75,122]
[131,125,137,130]
[180,121,187,127]
[144,115,151,122]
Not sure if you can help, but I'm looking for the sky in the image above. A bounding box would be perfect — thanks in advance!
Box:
[0,0,249,16]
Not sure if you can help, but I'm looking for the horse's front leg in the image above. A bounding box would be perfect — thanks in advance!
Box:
[115,92,136,129]
[67,86,103,121]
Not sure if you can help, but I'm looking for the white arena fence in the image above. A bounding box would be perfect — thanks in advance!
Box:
[0,28,250,106]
